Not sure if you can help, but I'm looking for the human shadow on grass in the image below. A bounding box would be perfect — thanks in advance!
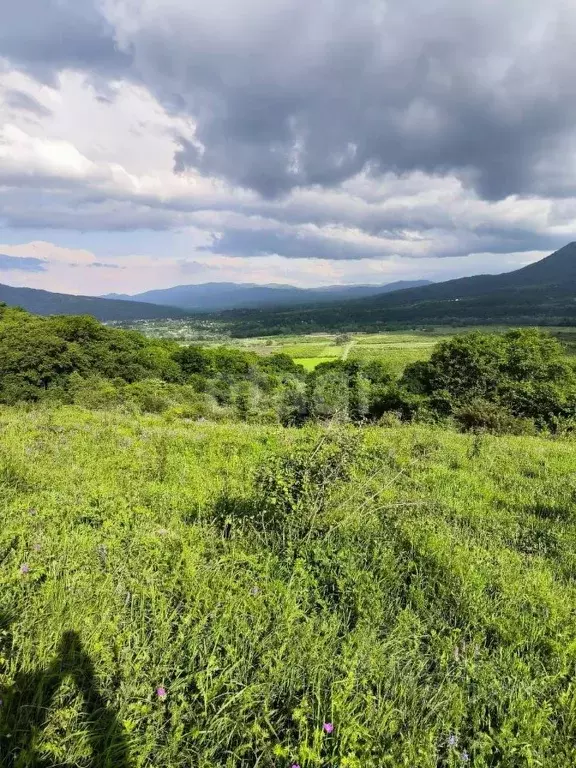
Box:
[0,625,130,768]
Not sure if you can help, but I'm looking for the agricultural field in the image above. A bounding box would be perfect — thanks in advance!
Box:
[2,407,576,766]
[119,321,576,377]
[222,332,447,375]
[217,327,576,375]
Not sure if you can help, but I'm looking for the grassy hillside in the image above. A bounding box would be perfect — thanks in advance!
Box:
[2,407,576,766]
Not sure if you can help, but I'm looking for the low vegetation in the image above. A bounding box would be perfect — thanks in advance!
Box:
[2,303,576,765]
[2,304,575,434]
[1,408,576,766]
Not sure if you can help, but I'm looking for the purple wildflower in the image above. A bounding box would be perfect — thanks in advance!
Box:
[323,722,334,734]
[290,764,301,768]
[448,734,458,747]
[156,686,167,699]
[20,563,30,575]
[461,751,470,763]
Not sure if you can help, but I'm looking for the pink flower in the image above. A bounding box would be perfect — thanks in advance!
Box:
[323,722,334,734]
[156,686,167,699]
[20,563,30,574]
[290,764,301,768]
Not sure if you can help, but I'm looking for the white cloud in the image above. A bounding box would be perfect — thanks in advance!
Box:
[0,240,548,295]
[0,29,575,294]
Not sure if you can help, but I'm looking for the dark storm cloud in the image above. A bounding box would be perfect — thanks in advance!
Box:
[0,253,46,271]
[2,0,576,266]
[4,0,576,203]
[200,227,383,260]
[0,0,129,84]
[200,224,567,261]
[114,0,576,200]
[0,187,197,232]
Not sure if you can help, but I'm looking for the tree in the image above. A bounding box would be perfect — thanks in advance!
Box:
[307,368,350,421]
[402,329,576,425]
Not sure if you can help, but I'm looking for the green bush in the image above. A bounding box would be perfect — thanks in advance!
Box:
[402,328,576,428]
[454,398,537,435]
[2,307,576,433]
[222,431,361,540]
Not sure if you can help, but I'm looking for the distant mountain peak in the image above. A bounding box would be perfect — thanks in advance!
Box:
[221,242,576,333]
[102,279,433,312]
[513,241,576,282]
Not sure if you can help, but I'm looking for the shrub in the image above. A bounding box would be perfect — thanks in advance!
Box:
[307,369,350,422]
[369,384,432,423]
[216,432,362,541]
[403,329,576,427]
[454,398,536,435]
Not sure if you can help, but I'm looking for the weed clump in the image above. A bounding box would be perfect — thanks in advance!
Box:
[213,431,362,541]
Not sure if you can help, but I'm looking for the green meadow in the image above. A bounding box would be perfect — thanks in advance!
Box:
[114,320,576,377]
[220,331,454,375]
[186,327,576,376]
[2,406,576,766]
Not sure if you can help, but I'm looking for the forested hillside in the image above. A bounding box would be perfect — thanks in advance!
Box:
[220,243,576,335]
[105,280,432,311]
[0,283,188,321]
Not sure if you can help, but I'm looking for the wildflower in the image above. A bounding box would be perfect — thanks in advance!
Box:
[290,764,301,768]
[20,563,30,574]
[461,751,470,763]
[323,722,334,734]
[33,544,41,552]
[448,734,458,747]
[156,686,167,699]
[250,586,260,596]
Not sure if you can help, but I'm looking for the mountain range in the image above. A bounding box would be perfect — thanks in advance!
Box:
[104,280,432,311]
[1,243,575,329]
[221,242,576,334]
[0,283,189,321]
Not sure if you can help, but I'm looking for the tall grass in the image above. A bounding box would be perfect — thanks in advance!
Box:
[1,406,576,766]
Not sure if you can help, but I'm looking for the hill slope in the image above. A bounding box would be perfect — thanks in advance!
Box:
[2,407,576,765]
[0,283,189,321]
[105,279,432,311]
[222,243,576,334]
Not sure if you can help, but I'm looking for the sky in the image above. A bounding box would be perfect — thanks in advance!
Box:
[1,0,576,296]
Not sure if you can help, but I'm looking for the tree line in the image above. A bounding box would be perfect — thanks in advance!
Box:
[1,303,575,433]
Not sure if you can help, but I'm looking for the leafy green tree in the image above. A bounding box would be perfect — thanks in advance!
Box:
[173,345,214,378]
[234,381,259,421]
[402,329,576,425]
[307,368,350,421]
